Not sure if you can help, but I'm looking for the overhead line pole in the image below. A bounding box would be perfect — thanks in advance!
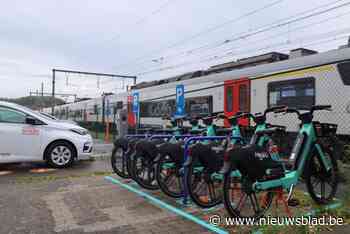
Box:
[41,82,44,111]
[51,68,137,115]
[52,69,137,82]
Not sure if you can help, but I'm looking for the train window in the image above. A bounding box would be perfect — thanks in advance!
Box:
[268,77,315,110]
[186,96,212,116]
[337,61,350,85]
[239,84,249,112]
[140,100,176,117]
[226,86,233,112]
[140,96,213,117]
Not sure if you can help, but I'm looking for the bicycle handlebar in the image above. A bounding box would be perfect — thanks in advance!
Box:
[232,106,287,122]
[264,105,287,115]
[311,105,332,112]
[237,112,254,119]
[273,109,286,114]
[217,111,243,120]
[273,105,332,117]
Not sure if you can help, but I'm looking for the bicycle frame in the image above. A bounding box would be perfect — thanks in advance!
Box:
[180,116,247,204]
[250,123,270,147]
[180,107,287,205]
[231,124,243,145]
[182,135,243,205]
[253,119,332,192]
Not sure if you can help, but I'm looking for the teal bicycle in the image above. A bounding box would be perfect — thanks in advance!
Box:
[185,107,286,208]
[111,116,179,179]
[155,114,221,198]
[222,105,339,218]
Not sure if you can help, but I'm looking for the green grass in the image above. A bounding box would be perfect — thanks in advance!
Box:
[15,171,113,184]
[343,144,350,164]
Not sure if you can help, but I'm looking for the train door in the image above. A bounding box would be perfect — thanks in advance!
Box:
[224,78,250,126]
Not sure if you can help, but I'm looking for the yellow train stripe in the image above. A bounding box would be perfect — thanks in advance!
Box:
[256,64,335,80]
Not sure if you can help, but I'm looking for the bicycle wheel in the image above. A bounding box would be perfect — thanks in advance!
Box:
[223,174,274,218]
[111,146,130,178]
[156,154,183,198]
[305,148,338,204]
[132,153,159,190]
[186,162,223,208]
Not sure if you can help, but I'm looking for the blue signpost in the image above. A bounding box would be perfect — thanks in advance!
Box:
[132,92,139,113]
[175,84,185,117]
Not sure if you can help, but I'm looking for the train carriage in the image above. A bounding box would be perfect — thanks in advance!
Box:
[134,47,350,135]
[47,45,350,136]
[252,61,350,135]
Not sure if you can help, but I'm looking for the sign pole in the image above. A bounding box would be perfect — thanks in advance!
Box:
[105,118,110,143]
[105,98,111,143]
[51,69,56,115]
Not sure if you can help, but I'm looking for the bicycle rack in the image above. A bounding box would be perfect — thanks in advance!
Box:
[181,136,243,205]
[125,134,150,139]
[149,134,193,140]
[125,130,193,141]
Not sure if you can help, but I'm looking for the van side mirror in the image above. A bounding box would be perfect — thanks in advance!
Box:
[25,116,38,125]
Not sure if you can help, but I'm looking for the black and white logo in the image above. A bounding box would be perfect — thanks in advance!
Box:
[254,152,269,160]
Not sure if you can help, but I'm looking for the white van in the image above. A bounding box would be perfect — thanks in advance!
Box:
[0,101,93,168]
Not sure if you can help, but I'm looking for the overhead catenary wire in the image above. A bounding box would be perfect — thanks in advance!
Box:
[112,0,286,70]
[135,35,349,78]
[119,0,349,74]
[131,8,350,75]
[179,0,349,57]
[142,0,350,74]
[205,9,350,58]
[205,29,350,63]
[144,33,350,75]
[103,0,179,44]
[134,27,350,76]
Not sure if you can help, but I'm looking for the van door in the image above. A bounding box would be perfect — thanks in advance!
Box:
[224,78,250,126]
[0,106,42,162]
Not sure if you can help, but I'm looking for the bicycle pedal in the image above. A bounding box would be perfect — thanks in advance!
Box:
[287,198,300,207]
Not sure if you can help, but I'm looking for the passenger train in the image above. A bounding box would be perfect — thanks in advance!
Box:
[46,45,350,136]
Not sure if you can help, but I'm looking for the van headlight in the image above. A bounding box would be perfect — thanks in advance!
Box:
[70,129,88,135]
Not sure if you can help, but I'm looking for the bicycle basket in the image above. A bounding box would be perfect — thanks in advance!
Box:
[313,122,337,137]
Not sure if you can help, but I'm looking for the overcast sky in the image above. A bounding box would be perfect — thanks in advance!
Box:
[1,0,350,99]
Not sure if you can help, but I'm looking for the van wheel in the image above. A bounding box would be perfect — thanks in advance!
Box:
[46,141,75,168]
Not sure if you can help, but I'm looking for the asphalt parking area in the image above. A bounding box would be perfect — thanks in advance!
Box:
[0,154,349,234]
[0,158,209,234]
